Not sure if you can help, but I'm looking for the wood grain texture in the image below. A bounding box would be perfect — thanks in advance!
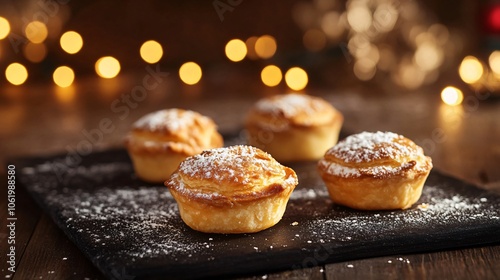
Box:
[14,147,500,279]
[238,266,325,280]
[1,63,500,279]
[13,214,105,280]
[325,245,500,280]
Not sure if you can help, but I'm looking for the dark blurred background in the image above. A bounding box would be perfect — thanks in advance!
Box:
[0,0,494,92]
[1,0,500,208]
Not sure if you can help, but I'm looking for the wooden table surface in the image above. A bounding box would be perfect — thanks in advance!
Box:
[1,67,500,279]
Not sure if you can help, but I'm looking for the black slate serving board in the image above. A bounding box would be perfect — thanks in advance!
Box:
[12,142,500,280]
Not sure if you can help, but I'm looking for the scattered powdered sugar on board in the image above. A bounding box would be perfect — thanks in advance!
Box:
[290,188,329,200]
[16,148,500,278]
[61,186,207,261]
[299,184,500,243]
[19,160,228,264]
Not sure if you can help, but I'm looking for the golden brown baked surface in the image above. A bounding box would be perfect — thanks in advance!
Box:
[318,131,432,179]
[165,145,298,233]
[317,131,433,210]
[124,109,223,183]
[245,93,342,131]
[125,109,223,156]
[167,145,298,207]
[244,93,344,162]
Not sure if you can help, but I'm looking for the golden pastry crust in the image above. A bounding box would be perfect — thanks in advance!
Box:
[165,145,298,233]
[318,131,433,210]
[245,93,343,161]
[125,109,223,183]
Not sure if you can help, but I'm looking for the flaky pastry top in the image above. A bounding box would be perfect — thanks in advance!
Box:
[166,145,298,206]
[245,93,342,131]
[125,109,223,156]
[318,131,432,179]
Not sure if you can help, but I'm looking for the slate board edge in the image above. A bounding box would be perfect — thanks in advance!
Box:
[8,148,500,280]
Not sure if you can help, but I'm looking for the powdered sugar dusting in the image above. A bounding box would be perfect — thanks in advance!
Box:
[318,159,416,178]
[20,160,225,263]
[318,160,360,177]
[255,94,326,118]
[132,109,203,132]
[61,186,206,260]
[300,184,500,244]
[290,188,329,200]
[178,145,283,184]
[329,131,413,163]
[16,148,500,278]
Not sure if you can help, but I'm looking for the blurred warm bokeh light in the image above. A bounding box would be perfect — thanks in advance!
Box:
[321,11,345,40]
[353,58,376,81]
[225,39,247,62]
[60,31,83,54]
[5,63,28,85]
[488,51,500,75]
[414,42,443,71]
[346,5,372,33]
[245,36,259,60]
[0,17,10,40]
[255,35,277,59]
[285,67,308,91]
[140,40,163,64]
[441,86,464,106]
[23,43,47,63]
[291,0,456,90]
[95,56,121,79]
[0,1,477,94]
[261,65,282,87]
[459,56,484,84]
[25,21,48,44]
[179,62,202,85]
[53,66,75,88]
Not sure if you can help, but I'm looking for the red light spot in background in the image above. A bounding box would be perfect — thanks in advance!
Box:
[488,6,500,31]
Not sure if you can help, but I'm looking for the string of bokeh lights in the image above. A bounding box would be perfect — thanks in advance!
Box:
[1,0,497,108]
[291,0,480,107]
[0,16,308,92]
